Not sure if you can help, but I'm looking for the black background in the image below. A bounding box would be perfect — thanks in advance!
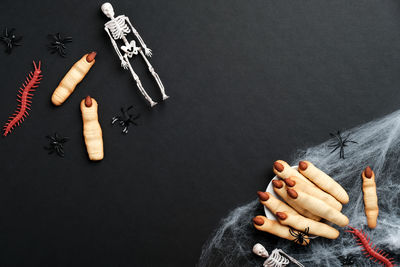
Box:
[1,0,400,266]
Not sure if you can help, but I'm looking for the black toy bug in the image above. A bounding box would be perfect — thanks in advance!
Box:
[338,255,355,266]
[0,27,22,54]
[44,133,69,157]
[48,33,72,57]
[328,130,357,159]
[111,106,140,134]
[289,227,310,245]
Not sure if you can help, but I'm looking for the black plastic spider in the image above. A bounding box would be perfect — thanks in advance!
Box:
[328,130,357,159]
[111,106,140,134]
[44,133,69,157]
[0,27,22,54]
[48,33,72,57]
[289,227,310,245]
[338,255,355,266]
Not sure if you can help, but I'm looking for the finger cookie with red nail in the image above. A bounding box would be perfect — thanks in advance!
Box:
[274,211,339,239]
[362,166,378,229]
[252,216,310,245]
[298,161,349,204]
[271,180,321,221]
[286,188,349,227]
[257,191,298,215]
[283,177,342,211]
[81,96,104,161]
[273,160,315,187]
[52,52,97,106]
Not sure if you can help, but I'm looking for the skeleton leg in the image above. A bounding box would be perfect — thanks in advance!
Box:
[139,50,169,100]
[123,55,157,107]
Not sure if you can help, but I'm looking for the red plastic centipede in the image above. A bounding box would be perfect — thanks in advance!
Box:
[346,226,395,267]
[3,61,42,136]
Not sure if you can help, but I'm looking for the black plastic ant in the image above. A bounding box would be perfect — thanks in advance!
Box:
[111,106,140,134]
[289,227,310,245]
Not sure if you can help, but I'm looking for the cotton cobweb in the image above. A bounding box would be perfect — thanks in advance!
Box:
[198,109,400,267]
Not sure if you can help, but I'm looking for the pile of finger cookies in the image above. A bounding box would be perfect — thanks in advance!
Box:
[253,160,349,245]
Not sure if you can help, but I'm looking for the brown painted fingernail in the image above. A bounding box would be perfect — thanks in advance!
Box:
[364,166,373,178]
[276,212,287,220]
[274,161,284,172]
[85,96,92,107]
[272,180,283,188]
[257,191,269,201]
[287,188,298,199]
[284,178,296,187]
[299,161,308,171]
[253,217,264,226]
[86,51,97,63]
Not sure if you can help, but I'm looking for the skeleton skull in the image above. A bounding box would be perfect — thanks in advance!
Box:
[253,243,269,258]
[101,2,115,18]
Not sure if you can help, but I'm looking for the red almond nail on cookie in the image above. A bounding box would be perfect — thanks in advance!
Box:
[86,51,97,63]
[287,188,298,199]
[299,161,308,171]
[85,95,93,107]
[364,166,373,178]
[274,161,284,172]
[284,178,296,187]
[253,217,264,226]
[272,180,284,188]
[276,212,288,220]
[257,191,269,201]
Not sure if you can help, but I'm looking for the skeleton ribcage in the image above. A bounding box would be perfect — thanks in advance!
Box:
[106,16,131,40]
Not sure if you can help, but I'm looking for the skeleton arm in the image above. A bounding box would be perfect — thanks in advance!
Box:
[125,17,152,57]
[104,27,129,69]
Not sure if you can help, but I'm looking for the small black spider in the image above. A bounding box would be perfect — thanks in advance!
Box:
[328,130,357,159]
[338,255,355,266]
[289,227,310,245]
[44,133,69,157]
[48,33,72,57]
[112,106,140,134]
[0,27,22,54]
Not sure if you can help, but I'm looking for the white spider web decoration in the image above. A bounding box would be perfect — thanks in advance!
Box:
[199,109,400,267]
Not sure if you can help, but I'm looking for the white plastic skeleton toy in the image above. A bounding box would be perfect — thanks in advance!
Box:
[252,243,304,267]
[101,2,169,107]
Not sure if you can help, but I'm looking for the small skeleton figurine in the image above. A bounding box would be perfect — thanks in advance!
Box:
[252,243,304,267]
[101,2,169,107]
